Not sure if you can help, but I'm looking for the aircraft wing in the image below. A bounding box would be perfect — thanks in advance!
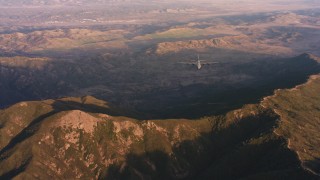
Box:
[201,61,220,65]
[178,62,197,65]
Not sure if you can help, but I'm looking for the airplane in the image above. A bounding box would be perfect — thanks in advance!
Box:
[179,54,219,70]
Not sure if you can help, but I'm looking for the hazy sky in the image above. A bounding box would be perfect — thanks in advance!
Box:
[0,0,318,5]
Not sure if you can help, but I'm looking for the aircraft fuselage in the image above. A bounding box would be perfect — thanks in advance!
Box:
[197,60,202,70]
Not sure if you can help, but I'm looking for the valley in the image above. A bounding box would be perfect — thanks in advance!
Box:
[1,6,320,119]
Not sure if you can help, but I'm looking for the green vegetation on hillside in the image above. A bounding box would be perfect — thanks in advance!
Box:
[0,76,320,179]
[262,75,320,175]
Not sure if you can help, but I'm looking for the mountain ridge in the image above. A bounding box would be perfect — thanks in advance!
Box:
[0,70,320,179]
[261,73,320,176]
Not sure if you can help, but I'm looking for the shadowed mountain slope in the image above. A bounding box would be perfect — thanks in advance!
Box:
[0,73,320,179]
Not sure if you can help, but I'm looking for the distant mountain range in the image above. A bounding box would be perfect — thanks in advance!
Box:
[0,0,150,6]
[0,0,317,6]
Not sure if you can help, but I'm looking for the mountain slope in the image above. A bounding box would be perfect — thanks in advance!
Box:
[0,75,320,179]
[262,74,320,176]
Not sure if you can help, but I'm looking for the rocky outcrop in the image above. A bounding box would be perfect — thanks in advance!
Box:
[155,37,232,54]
